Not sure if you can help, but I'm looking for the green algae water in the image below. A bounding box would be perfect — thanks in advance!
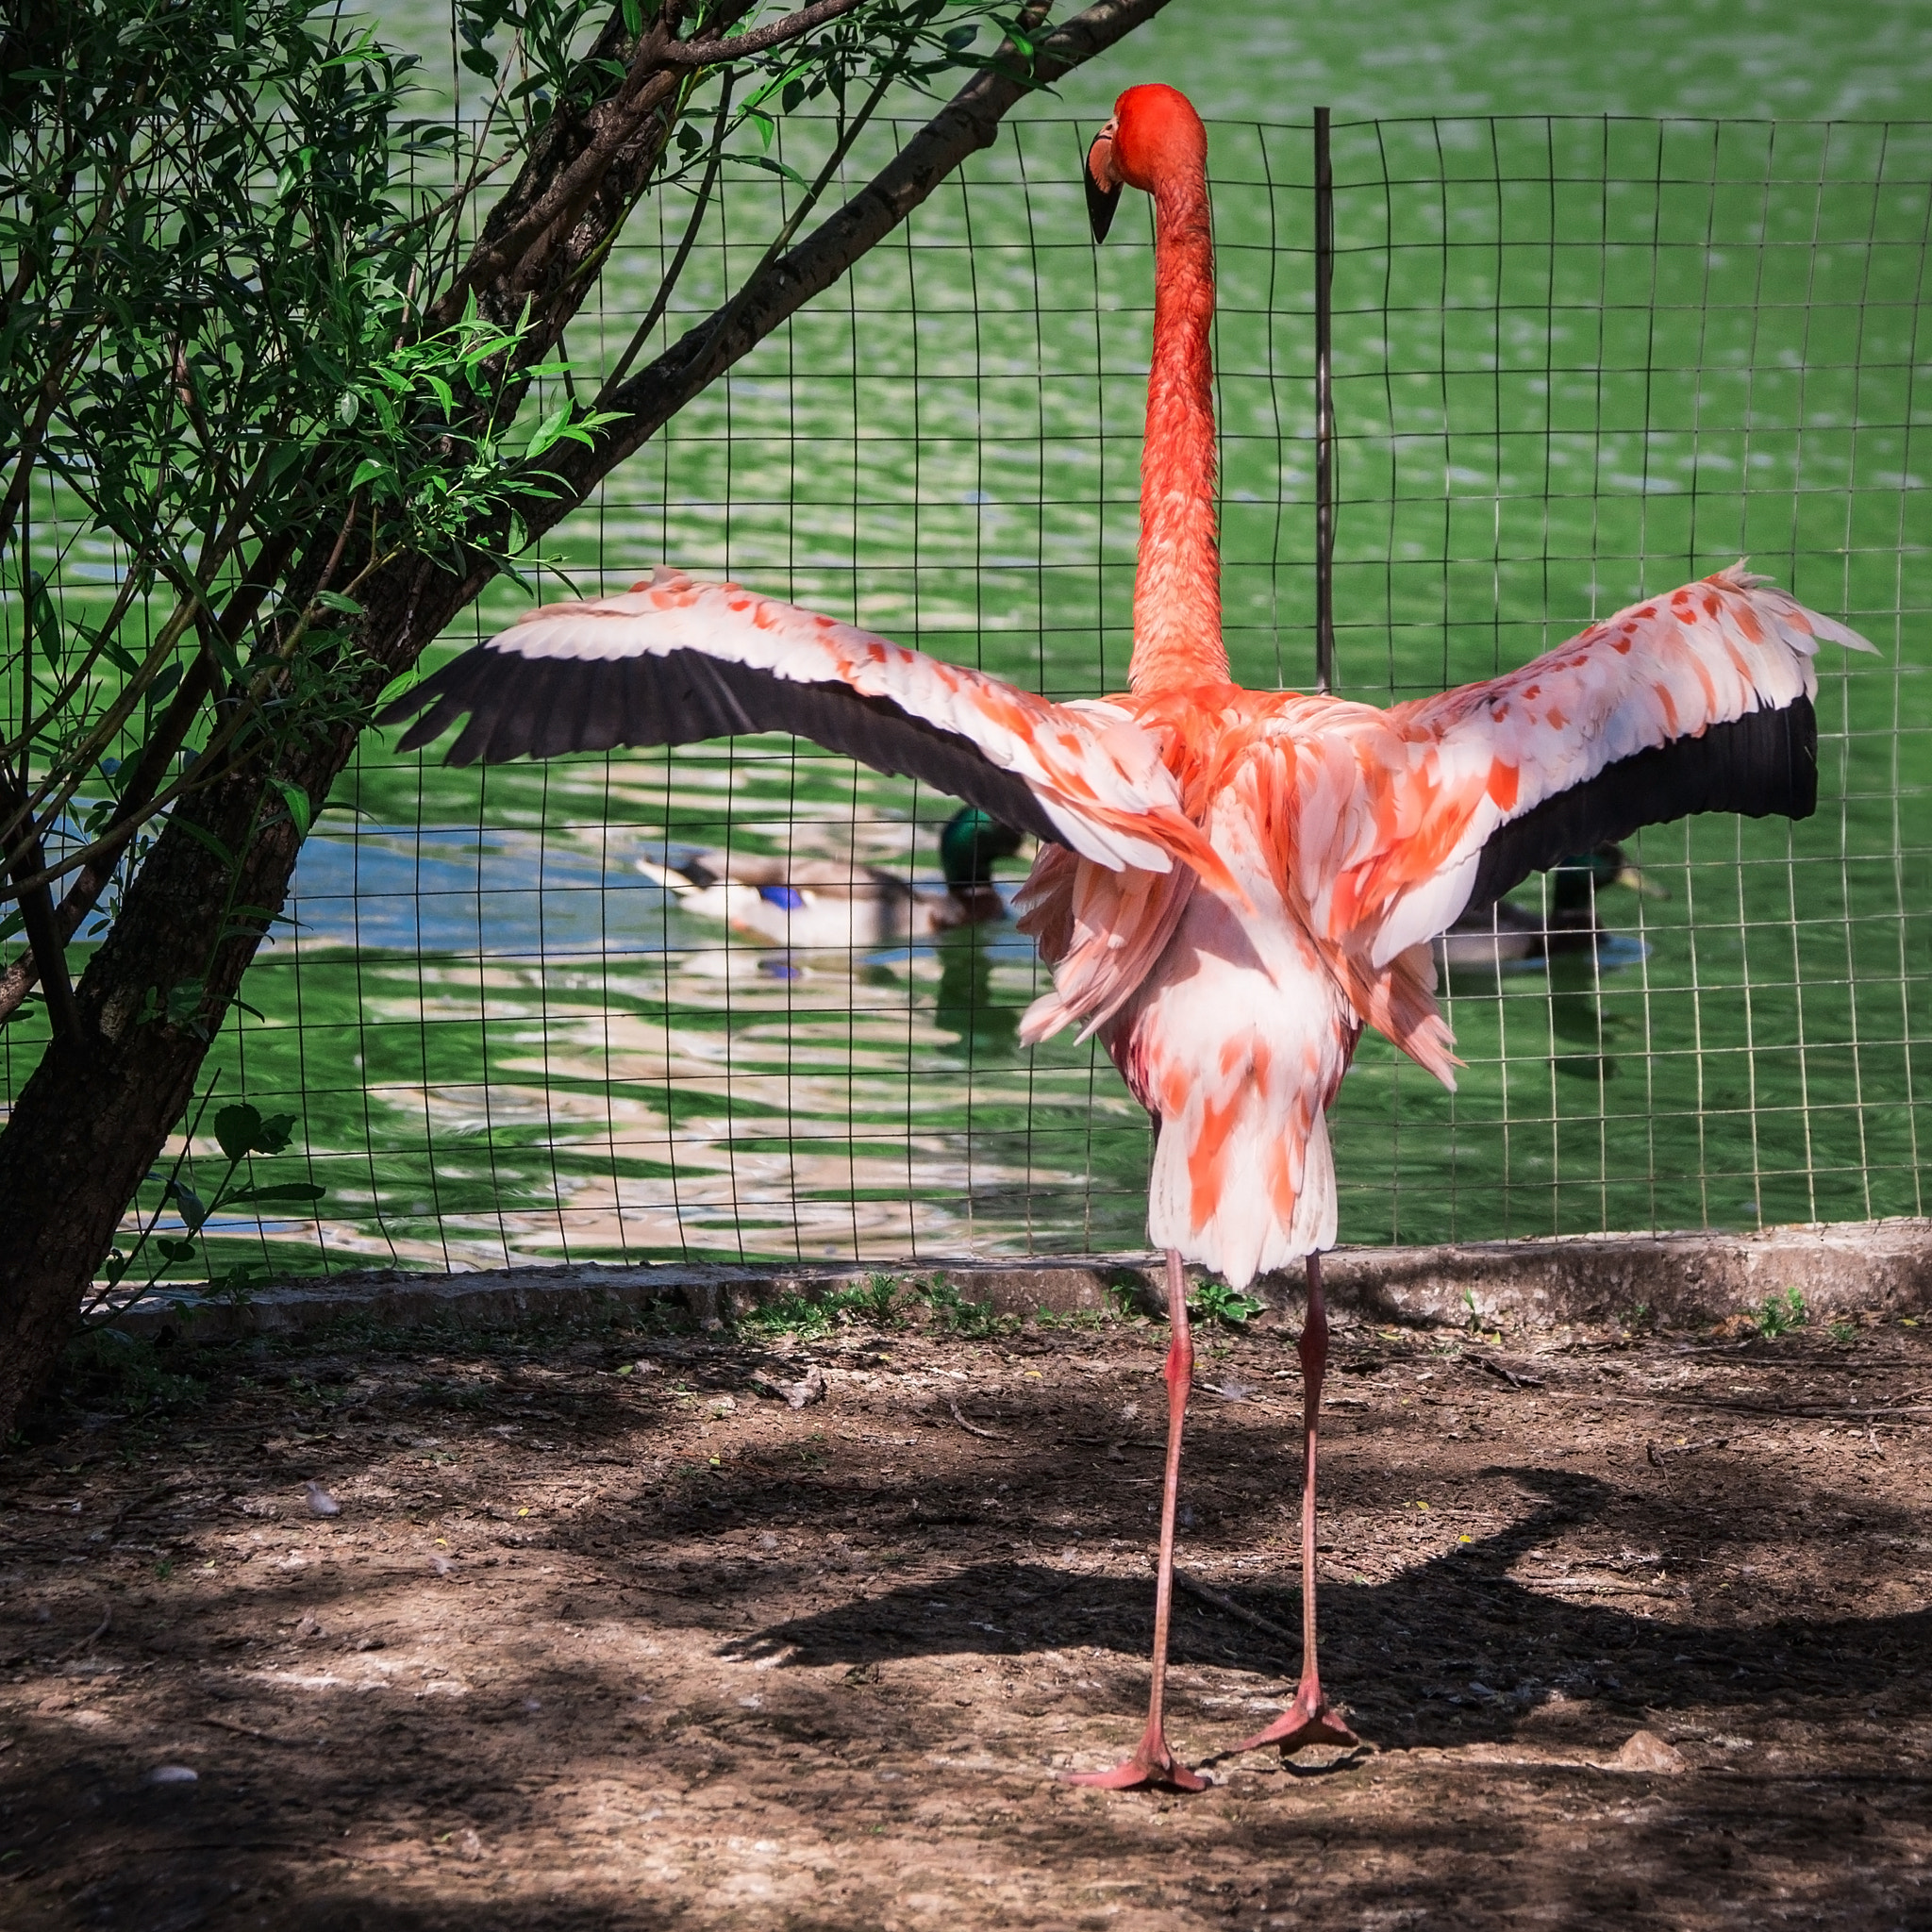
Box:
[8,6,1929,1282]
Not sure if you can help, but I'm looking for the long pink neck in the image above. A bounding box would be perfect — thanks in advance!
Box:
[1128,162,1224,693]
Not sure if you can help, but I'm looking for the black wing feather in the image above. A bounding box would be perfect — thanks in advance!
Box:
[1469,696,1817,910]
[380,643,1068,846]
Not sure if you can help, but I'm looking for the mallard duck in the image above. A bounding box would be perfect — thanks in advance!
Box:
[1436,842,1660,973]
[635,805,1024,949]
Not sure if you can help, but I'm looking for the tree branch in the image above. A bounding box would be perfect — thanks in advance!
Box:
[602,67,736,394]
[0,536,293,1024]
[534,0,1173,520]
[0,757,83,1046]
[657,0,871,65]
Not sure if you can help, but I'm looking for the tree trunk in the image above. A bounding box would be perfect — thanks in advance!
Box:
[0,0,1172,1440]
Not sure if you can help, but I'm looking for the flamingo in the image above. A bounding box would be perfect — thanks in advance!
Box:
[379,82,1874,1790]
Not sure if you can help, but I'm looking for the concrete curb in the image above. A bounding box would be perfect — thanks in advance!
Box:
[113,1217,1932,1342]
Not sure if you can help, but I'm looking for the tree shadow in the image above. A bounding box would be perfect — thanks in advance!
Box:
[721,1465,1932,1748]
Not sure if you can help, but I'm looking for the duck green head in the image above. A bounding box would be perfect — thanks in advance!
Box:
[940,807,1026,892]
[1549,842,1657,913]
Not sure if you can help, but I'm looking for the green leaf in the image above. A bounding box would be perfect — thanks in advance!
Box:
[165,1180,209,1233]
[212,1102,264,1161]
[164,980,207,1027]
[523,400,574,462]
[621,0,643,33]
[224,1181,326,1208]
[24,570,59,667]
[213,1101,297,1158]
[739,153,808,190]
[312,590,362,614]
[272,777,313,836]
[97,633,142,675]
[173,820,238,868]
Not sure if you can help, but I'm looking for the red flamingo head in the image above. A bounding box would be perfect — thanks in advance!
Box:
[1086,85,1208,241]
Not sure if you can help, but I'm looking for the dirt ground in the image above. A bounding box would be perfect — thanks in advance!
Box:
[1,1283,1928,1931]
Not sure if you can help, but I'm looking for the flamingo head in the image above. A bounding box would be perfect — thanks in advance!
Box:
[1085,84,1208,242]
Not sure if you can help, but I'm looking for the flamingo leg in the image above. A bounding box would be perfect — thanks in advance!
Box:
[1237,1252,1361,1756]
[1064,1248,1209,1791]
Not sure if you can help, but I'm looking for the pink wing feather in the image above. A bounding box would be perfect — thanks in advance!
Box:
[1285,565,1873,971]
[382,568,1231,887]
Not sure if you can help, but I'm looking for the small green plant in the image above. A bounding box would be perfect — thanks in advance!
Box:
[89,1091,325,1324]
[859,1273,900,1325]
[1460,1286,1505,1341]
[740,1290,839,1341]
[918,1278,1008,1338]
[45,1327,208,1425]
[1752,1287,1807,1338]
[1107,1279,1143,1320]
[1828,1319,1858,1345]
[1033,1306,1107,1332]
[1189,1278,1266,1326]
[740,1274,905,1341]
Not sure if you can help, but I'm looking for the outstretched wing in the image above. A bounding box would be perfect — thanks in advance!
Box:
[378,568,1228,883]
[1287,565,1874,970]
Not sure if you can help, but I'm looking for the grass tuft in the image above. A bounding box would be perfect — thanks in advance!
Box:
[1188,1278,1266,1326]
[1752,1286,1807,1339]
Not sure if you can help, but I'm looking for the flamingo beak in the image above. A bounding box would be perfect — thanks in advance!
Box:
[1086,120,1122,242]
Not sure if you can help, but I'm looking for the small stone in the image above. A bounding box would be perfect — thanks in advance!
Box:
[146,1764,198,1785]
[454,1827,484,1861]
[294,1610,325,1641]
[1609,1728,1687,1774]
[304,1482,341,1519]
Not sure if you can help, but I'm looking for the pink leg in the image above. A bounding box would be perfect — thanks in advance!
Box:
[1065,1249,1209,1791]
[1237,1253,1360,1756]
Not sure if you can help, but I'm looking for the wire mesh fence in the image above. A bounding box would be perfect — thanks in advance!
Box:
[7,109,1928,1283]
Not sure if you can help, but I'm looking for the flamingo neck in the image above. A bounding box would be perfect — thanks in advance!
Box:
[1129,165,1224,694]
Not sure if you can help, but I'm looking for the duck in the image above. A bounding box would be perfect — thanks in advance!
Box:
[634,804,1024,949]
[1436,842,1662,973]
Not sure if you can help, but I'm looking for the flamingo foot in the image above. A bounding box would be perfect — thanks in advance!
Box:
[1064,1718,1211,1791]
[1235,1683,1360,1757]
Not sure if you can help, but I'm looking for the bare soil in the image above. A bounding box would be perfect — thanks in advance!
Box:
[2,1290,1928,1930]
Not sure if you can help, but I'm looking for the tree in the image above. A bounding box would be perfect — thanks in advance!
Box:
[0,0,1174,1438]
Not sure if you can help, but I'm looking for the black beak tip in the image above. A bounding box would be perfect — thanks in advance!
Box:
[1086,164,1122,243]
